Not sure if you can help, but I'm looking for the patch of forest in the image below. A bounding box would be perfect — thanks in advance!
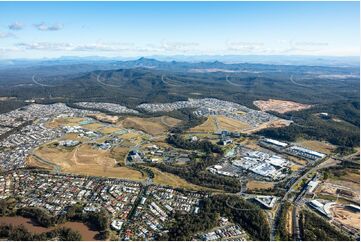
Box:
[159,194,270,241]
[300,210,352,241]
[257,101,360,147]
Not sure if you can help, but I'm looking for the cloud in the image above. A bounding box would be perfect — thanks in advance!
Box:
[159,41,199,53]
[15,42,134,52]
[0,32,15,38]
[16,42,72,50]
[14,41,201,54]
[8,22,24,31]
[226,41,265,53]
[34,22,63,31]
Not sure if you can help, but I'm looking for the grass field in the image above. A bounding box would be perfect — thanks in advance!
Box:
[149,167,213,191]
[99,126,122,134]
[246,180,274,191]
[290,164,303,171]
[32,144,144,181]
[26,155,54,170]
[189,116,217,132]
[45,117,86,128]
[190,115,250,133]
[328,169,360,193]
[216,115,251,131]
[110,146,129,165]
[82,122,105,131]
[87,113,119,124]
[296,139,336,154]
[120,116,181,136]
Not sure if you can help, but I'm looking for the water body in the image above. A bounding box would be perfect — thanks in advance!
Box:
[0,216,99,241]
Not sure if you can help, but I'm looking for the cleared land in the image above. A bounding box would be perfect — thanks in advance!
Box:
[244,119,291,134]
[149,167,206,191]
[296,139,335,154]
[45,117,86,128]
[253,99,312,113]
[189,116,217,133]
[120,116,181,136]
[0,96,16,101]
[26,155,53,170]
[30,144,144,181]
[316,170,360,202]
[0,217,98,241]
[330,205,360,230]
[189,115,250,133]
[216,115,251,131]
[82,122,104,131]
[87,113,119,124]
[246,180,274,191]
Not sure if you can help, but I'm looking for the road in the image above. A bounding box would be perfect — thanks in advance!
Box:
[29,149,62,173]
[282,156,334,201]
[289,75,312,88]
[292,206,301,240]
[32,75,58,87]
[225,75,244,87]
[96,74,123,88]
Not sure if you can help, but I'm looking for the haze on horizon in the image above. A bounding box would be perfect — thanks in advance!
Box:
[0,1,359,59]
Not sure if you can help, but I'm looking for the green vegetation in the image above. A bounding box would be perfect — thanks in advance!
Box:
[0,203,110,240]
[160,194,270,241]
[151,153,241,192]
[166,134,222,154]
[17,207,55,228]
[300,210,351,241]
[334,146,356,156]
[129,164,155,179]
[257,101,359,147]
[274,202,291,241]
[0,198,17,216]
[65,203,110,236]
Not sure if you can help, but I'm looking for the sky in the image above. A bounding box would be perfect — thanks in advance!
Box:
[0,1,359,59]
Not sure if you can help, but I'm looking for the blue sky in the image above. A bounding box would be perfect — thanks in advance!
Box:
[0,1,359,59]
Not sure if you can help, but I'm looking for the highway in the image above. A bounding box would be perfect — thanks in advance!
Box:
[289,75,312,88]
[225,75,244,87]
[96,74,123,88]
[32,75,58,87]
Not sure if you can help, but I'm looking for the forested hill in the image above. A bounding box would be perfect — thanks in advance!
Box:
[0,59,359,147]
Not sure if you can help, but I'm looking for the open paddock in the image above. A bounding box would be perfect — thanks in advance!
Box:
[29,143,144,181]
[246,180,274,191]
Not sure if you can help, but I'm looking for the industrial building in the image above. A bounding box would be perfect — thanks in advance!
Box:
[287,146,326,161]
[307,200,333,218]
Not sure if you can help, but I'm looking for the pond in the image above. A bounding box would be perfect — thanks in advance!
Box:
[0,216,99,240]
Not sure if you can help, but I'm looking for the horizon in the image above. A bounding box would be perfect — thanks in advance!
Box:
[0,1,360,59]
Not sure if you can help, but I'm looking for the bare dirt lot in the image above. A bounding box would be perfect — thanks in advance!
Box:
[244,119,291,134]
[253,99,312,113]
[246,180,274,191]
[316,171,360,202]
[330,205,360,230]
